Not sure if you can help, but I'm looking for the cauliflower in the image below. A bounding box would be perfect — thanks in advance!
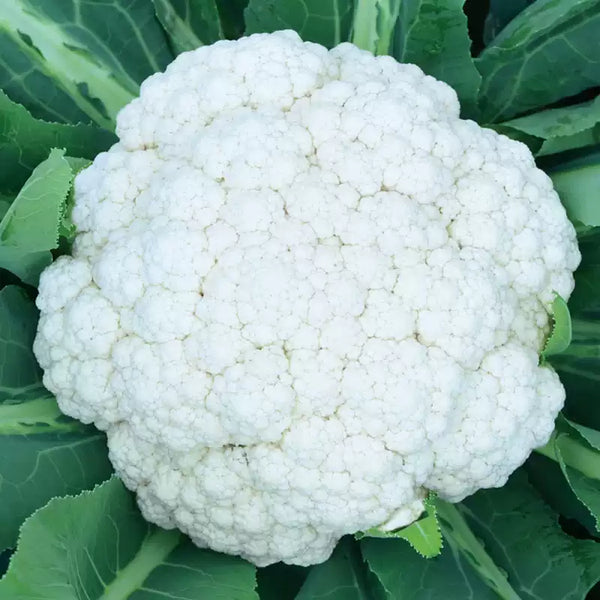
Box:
[33,31,580,566]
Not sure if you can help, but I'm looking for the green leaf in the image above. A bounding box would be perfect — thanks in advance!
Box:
[0,477,260,599]
[436,501,520,600]
[152,0,224,54]
[350,0,401,56]
[542,294,572,359]
[0,286,41,401]
[256,563,308,600]
[498,94,600,157]
[392,0,481,119]
[0,0,173,128]
[0,91,115,195]
[527,453,599,537]
[244,0,355,48]
[460,470,600,599]
[0,286,113,550]
[361,536,498,599]
[550,157,600,228]
[483,0,534,45]
[356,495,442,558]
[295,537,376,600]
[0,148,72,285]
[536,416,600,533]
[476,0,600,122]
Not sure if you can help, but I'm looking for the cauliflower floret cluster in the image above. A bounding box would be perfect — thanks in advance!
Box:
[34,31,580,566]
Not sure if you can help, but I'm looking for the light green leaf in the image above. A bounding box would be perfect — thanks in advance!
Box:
[460,470,600,599]
[0,148,72,285]
[498,95,600,157]
[152,0,224,54]
[542,294,572,359]
[296,537,377,600]
[361,536,498,599]
[0,0,173,128]
[351,0,401,56]
[392,0,481,119]
[356,495,442,558]
[0,286,113,551]
[0,477,260,599]
[244,0,355,48]
[0,91,114,195]
[476,0,600,122]
[551,158,600,228]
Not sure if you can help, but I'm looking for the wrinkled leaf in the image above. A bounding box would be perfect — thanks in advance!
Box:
[0,0,173,128]
[393,0,481,119]
[0,148,72,285]
[460,470,600,599]
[0,477,259,599]
[152,0,224,54]
[0,90,114,195]
[244,0,355,48]
[476,0,600,122]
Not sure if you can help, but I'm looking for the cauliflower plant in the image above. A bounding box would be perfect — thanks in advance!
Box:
[34,31,580,566]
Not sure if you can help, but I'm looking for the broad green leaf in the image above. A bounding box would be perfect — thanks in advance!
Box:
[295,537,377,600]
[551,158,600,228]
[392,0,481,119]
[436,501,520,600]
[0,477,260,599]
[152,0,224,54]
[0,148,72,285]
[535,416,600,534]
[542,294,572,358]
[0,286,41,401]
[256,563,308,600]
[0,91,114,195]
[498,95,600,157]
[476,0,600,122]
[460,470,600,599]
[361,536,498,599]
[356,495,442,558]
[216,0,249,39]
[483,0,534,45]
[0,0,173,128]
[0,286,113,550]
[351,0,401,56]
[527,453,598,536]
[244,0,355,48]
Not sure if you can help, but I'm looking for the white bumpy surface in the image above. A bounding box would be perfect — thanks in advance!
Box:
[34,31,581,566]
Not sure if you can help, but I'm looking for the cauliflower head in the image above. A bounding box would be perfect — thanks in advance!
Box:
[34,31,580,566]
